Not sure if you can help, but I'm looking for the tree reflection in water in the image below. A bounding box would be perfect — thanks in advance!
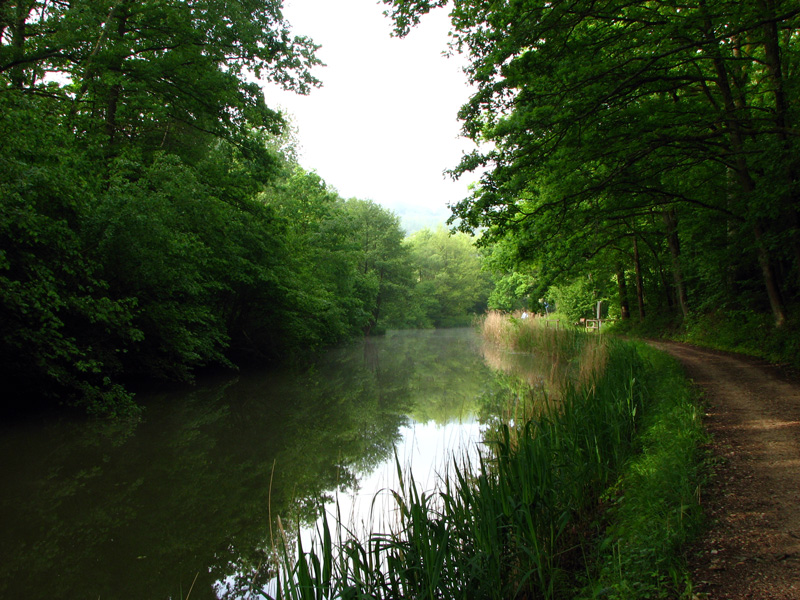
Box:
[478,332,610,439]
[0,328,496,600]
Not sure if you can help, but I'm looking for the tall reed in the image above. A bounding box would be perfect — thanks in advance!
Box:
[481,310,585,362]
[269,318,700,599]
[481,310,609,405]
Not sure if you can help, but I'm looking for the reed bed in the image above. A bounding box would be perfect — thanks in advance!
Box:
[481,311,585,361]
[268,316,704,599]
[481,310,609,403]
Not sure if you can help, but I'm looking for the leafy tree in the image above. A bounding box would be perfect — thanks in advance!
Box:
[261,167,369,347]
[383,0,800,327]
[0,0,326,413]
[480,235,540,312]
[0,93,139,415]
[342,199,414,334]
[1,0,320,159]
[406,226,491,325]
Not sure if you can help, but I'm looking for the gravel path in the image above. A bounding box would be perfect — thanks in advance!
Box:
[650,341,800,599]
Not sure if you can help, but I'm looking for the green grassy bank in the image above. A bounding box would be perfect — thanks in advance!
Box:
[271,316,707,599]
[607,309,800,372]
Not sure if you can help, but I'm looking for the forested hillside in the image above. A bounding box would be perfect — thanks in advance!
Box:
[385,0,800,341]
[0,1,490,416]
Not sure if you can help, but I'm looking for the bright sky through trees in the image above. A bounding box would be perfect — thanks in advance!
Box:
[262,0,476,224]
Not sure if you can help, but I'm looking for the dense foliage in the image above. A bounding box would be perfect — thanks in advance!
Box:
[0,1,490,416]
[384,0,800,330]
[405,226,493,327]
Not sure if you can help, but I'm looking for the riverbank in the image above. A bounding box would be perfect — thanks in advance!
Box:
[274,319,706,599]
[606,310,800,372]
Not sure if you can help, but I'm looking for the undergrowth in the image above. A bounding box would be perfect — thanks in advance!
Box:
[580,343,707,599]
[269,315,706,599]
[608,308,800,371]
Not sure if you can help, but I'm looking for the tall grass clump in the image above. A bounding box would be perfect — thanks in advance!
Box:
[480,310,608,401]
[482,310,585,361]
[581,343,706,599]
[269,319,705,599]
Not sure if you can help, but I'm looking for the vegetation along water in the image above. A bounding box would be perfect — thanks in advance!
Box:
[0,324,705,599]
[273,316,706,600]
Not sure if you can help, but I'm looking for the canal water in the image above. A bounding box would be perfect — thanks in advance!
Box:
[0,328,538,599]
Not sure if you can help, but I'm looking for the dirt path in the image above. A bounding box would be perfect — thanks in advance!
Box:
[649,341,800,599]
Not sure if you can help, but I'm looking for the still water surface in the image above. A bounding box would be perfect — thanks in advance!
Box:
[0,328,534,599]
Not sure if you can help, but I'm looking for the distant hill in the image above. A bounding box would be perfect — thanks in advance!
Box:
[391,205,451,235]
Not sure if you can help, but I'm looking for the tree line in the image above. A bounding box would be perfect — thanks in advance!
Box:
[11,0,792,415]
[0,0,489,416]
[384,0,800,327]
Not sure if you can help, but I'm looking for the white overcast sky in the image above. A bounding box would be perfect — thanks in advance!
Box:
[261,0,477,222]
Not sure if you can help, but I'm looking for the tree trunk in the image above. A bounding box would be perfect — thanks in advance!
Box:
[703,11,788,327]
[761,7,800,291]
[69,2,124,124]
[754,222,787,327]
[104,6,129,156]
[789,210,800,291]
[662,209,689,320]
[9,1,32,89]
[633,237,646,320]
[615,263,630,320]
[657,264,675,309]
[0,0,8,41]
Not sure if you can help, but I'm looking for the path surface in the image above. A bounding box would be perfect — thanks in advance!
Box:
[650,341,800,599]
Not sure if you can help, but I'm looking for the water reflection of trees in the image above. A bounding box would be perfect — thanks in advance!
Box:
[478,334,610,444]
[481,341,563,394]
[0,333,424,600]
[478,341,565,439]
[0,329,498,599]
[384,328,489,425]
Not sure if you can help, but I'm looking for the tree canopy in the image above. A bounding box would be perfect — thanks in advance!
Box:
[384,0,800,327]
[1,0,449,416]
[406,226,491,326]
[0,0,320,154]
